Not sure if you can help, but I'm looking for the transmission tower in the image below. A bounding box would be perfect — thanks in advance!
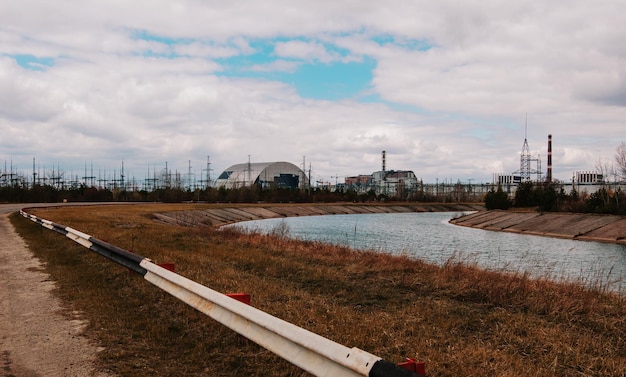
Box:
[517,117,542,182]
[82,161,96,187]
[199,156,213,189]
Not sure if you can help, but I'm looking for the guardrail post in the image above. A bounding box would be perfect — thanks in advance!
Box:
[397,358,426,375]
[157,262,175,272]
[226,293,251,305]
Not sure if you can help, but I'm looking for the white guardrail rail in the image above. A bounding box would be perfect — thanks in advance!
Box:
[20,209,424,377]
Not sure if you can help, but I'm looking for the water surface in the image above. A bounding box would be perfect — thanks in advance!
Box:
[229,212,626,293]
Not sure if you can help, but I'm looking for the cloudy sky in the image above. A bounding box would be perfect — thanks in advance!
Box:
[1,1,625,186]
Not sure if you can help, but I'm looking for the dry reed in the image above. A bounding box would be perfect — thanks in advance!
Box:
[10,203,626,376]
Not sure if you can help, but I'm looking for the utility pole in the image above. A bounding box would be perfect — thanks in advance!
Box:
[83,161,96,187]
[302,156,306,190]
[120,160,125,191]
[188,160,193,190]
[247,155,251,187]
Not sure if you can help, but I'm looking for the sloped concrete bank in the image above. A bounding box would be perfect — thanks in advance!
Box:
[450,210,626,245]
[154,203,484,228]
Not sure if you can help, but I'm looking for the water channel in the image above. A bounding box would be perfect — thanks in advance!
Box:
[228,212,626,293]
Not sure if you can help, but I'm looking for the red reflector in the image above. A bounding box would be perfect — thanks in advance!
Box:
[226,293,251,305]
[397,358,426,375]
[157,263,175,272]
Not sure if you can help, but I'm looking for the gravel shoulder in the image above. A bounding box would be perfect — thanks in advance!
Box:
[0,207,111,377]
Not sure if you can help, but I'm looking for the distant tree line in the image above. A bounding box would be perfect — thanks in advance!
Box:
[6,142,626,212]
[4,179,625,214]
[0,183,461,204]
[486,142,626,214]
[485,182,626,215]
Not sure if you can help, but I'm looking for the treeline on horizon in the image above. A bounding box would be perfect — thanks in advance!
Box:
[485,181,626,215]
[3,181,626,215]
[0,183,463,204]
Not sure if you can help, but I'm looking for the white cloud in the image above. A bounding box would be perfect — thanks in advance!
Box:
[173,42,241,59]
[1,1,625,185]
[0,58,66,122]
[274,40,336,63]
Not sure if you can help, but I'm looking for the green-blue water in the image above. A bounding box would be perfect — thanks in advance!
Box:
[228,212,626,293]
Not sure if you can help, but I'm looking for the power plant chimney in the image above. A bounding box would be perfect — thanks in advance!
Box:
[382,150,386,172]
[547,134,552,183]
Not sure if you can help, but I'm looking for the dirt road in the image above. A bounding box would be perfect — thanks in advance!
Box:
[0,205,111,377]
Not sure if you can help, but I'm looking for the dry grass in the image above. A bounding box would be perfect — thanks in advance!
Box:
[10,203,626,377]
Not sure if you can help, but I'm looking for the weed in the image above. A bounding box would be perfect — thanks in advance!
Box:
[10,204,626,376]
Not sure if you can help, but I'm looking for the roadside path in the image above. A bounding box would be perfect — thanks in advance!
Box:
[0,204,111,377]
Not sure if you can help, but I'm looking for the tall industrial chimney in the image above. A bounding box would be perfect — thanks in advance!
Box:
[547,134,552,183]
[382,150,386,172]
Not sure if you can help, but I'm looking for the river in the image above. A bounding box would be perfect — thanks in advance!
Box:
[228,212,626,293]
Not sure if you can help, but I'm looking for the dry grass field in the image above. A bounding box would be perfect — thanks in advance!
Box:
[11,203,626,376]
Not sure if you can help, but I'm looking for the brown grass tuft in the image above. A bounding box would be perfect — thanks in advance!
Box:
[10,203,626,376]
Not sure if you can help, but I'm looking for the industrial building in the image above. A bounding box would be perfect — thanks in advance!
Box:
[5,128,620,201]
[491,132,618,196]
[214,161,309,190]
[344,175,372,194]
[344,170,420,197]
[342,151,420,197]
[370,170,420,197]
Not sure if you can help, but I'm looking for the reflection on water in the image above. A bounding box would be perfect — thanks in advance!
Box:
[229,212,626,293]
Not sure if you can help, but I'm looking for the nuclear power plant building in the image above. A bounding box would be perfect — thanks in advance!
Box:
[214,161,309,189]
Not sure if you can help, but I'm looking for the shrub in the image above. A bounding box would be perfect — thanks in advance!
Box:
[484,185,511,210]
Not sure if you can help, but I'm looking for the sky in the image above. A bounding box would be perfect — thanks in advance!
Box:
[1,1,625,186]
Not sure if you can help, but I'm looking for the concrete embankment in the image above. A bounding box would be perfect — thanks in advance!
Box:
[450,210,626,245]
[154,203,484,228]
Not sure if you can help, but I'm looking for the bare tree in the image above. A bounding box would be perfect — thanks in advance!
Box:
[615,142,626,181]
[590,157,613,209]
[595,157,611,184]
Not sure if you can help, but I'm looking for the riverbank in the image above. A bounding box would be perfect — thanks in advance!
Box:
[450,210,626,245]
[13,204,626,376]
[153,202,484,227]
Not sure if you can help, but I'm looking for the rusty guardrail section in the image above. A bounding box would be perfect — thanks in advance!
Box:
[20,209,424,377]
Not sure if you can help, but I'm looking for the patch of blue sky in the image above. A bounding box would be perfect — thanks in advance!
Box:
[217,55,376,101]
[131,29,193,45]
[238,37,351,63]
[317,40,355,60]
[128,32,426,101]
[371,34,395,46]
[9,54,55,71]
[292,58,376,100]
[130,30,187,59]
[134,50,179,59]
[215,37,377,101]
[371,34,433,51]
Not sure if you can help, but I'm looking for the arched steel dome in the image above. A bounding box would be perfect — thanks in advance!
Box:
[214,161,309,189]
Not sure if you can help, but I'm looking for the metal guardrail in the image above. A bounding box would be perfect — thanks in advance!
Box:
[20,209,424,377]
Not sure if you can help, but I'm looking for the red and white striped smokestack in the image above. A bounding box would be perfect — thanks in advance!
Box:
[547,134,552,182]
